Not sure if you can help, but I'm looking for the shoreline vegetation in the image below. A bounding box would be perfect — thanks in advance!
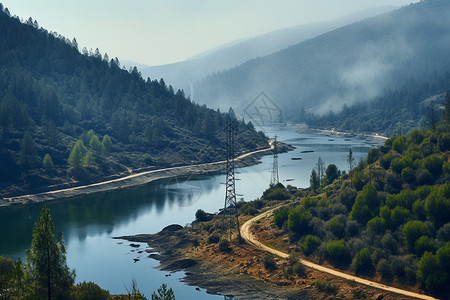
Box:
[0,142,288,207]
[118,118,449,299]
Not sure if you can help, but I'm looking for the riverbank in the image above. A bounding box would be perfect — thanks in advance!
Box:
[119,202,420,299]
[288,123,389,147]
[0,143,291,207]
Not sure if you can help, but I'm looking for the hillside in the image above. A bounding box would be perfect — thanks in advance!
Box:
[139,6,397,96]
[192,0,450,132]
[266,101,450,297]
[0,6,268,197]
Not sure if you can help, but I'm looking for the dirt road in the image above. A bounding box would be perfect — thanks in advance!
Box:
[240,207,438,300]
[1,144,273,206]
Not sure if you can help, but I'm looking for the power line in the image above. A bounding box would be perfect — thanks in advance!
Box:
[270,135,279,186]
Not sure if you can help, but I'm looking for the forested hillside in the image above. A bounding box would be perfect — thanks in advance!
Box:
[271,98,450,297]
[193,0,450,134]
[0,5,268,197]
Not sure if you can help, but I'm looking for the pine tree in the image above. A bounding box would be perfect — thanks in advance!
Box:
[25,205,75,299]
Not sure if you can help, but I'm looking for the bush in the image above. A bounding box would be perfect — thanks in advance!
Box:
[315,280,338,294]
[417,252,448,293]
[71,281,109,300]
[301,235,321,256]
[208,233,220,244]
[415,236,436,256]
[352,248,372,273]
[438,132,450,152]
[219,239,230,252]
[326,240,350,262]
[293,262,306,277]
[402,220,431,251]
[273,206,289,228]
[195,209,211,222]
[287,206,312,235]
[376,258,391,277]
[401,167,416,183]
[367,216,387,235]
[423,155,443,176]
[263,255,277,270]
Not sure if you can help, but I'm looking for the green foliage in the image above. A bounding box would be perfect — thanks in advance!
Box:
[314,280,338,294]
[218,239,230,252]
[0,256,14,296]
[392,135,407,153]
[301,235,321,256]
[310,168,319,194]
[68,140,87,173]
[414,236,436,256]
[326,214,346,238]
[350,185,378,224]
[422,155,443,176]
[101,134,112,153]
[262,184,290,200]
[89,134,104,158]
[326,240,350,262]
[325,164,340,185]
[437,132,450,151]
[273,206,289,228]
[352,248,372,273]
[263,255,277,271]
[367,216,387,235]
[71,281,109,300]
[287,206,312,235]
[43,153,54,170]
[425,183,450,227]
[208,233,220,244]
[402,220,431,251]
[417,251,448,293]
[293,262,306,277]
[151,283,175,300]
[195,209,211,222]
[25,205,75,299]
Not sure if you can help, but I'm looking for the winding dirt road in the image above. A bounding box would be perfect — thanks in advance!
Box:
[240,206,438,300]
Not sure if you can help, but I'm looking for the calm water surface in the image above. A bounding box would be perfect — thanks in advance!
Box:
[0,126,372,299]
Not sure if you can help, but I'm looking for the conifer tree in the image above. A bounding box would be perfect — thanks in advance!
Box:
[26,205,75,299]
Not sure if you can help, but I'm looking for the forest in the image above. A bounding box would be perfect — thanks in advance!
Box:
[271,95,450,297]
[0,5,268,197]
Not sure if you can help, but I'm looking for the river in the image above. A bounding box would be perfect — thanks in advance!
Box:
[0,126,374,299]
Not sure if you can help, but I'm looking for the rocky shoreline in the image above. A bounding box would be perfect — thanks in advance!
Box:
[116,225,310,299]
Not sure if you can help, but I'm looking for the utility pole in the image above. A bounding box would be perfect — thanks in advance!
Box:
[270,135,279,186]
[221,121,241,241]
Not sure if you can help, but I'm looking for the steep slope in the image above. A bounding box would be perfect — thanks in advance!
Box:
[193,0,450,126]
[0,6,268,197]
[139,6,397,95]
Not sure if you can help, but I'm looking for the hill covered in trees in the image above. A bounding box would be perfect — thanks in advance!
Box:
[271,98,450,297]
[193,0,450,134]
[0,5,268,197]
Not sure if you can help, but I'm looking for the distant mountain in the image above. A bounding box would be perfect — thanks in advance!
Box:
[193,0,450,128]
[0,6,267,197]
[139,6,397,96]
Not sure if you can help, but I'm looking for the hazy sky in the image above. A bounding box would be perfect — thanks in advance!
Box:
[2,0,419,66]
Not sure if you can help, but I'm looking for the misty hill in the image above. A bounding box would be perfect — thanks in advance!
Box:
[139,6,397,96]
[193,0,450,130]
[0,5,267,197]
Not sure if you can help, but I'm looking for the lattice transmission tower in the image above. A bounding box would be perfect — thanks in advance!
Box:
[221,121,241,241]
[270,135,279,186]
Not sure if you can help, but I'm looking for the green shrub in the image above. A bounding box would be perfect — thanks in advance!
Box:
[326,240,350,262]
[301,235,321,256]
[415,236,436,256]
[71,281,109,300]
[208,233,220,244]
[219,239,230,252]
[287,206,312,235]
[263,255,277,270]
[272,206,289,228]
[293,262,306,277]
[352,248,372,273]
[195,209,211,222]
[402,220,430,251]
